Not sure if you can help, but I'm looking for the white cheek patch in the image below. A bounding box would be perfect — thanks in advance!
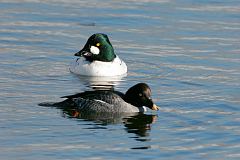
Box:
[90,46,100,55]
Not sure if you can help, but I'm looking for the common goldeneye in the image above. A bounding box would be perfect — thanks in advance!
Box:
[70,33,127,76]
[39,83,159,113]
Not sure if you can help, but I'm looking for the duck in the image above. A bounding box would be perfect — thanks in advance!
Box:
[69,33,127,76]
[39,83,159,113]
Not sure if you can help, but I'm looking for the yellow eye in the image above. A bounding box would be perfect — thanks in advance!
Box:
[96,43,100,47]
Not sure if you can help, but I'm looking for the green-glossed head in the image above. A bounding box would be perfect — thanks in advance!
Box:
[75,33,116,62]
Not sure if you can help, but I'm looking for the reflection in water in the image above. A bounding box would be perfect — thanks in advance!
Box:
[75,74,127,90]
[123,114,158,139]
[60,106,157,139]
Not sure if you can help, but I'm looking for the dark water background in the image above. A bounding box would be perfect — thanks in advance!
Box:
[0,0,240,159]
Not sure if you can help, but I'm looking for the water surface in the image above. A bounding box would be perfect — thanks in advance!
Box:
[0,0,240,159]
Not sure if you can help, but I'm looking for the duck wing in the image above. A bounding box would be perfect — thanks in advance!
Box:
[59,91,142,113]
[72,97,141,113]
[72,97,119,113]
[61,90,125,105]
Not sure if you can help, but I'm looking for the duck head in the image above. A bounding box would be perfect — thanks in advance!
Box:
[75,33,116,62]
[124,83,160,111]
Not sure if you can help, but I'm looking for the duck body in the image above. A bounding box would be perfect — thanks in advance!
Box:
[39,83,159,113]
[70,56,127,76]
[60,90,145,113]
[69,33,127,77]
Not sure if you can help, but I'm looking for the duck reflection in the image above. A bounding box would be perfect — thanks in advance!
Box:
[123,113,158,138]
[75,74,127,90]
[60,107,157,139]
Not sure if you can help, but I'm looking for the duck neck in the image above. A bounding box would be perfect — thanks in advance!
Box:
[124,96,140,107]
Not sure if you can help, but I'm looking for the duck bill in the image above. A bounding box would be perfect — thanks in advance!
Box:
[74,50,83,57]
[74,50,92,57]
[151,104,160,111]
[74,52,80,56]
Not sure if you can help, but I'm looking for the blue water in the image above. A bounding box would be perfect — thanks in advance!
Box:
[0,0,240,159]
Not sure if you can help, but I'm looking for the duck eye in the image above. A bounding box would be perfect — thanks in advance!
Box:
[96,43,101,47]
[139,93,143,97]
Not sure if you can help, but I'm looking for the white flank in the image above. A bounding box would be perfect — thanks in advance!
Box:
[69,56,127,76]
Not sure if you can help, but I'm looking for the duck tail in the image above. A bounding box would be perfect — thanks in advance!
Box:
[38,102,57,107]
[38,99,75,108]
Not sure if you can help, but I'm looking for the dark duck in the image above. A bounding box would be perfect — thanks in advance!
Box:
[39,83,159,113]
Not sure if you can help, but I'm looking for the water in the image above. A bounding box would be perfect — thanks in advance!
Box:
[0,0,240,159]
